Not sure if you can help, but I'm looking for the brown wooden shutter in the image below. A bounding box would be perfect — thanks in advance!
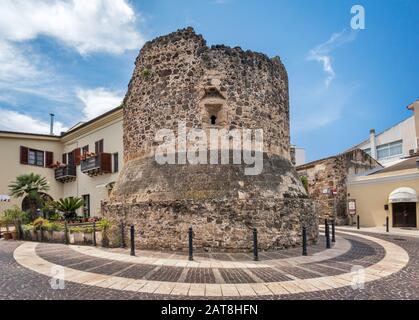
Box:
[95,139,104,154]
[74,148,81,165]
[20,146,28,164]
[45,151,54,168]
[62,153,67,164]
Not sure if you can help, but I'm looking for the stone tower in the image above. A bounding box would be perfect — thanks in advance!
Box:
[103,27,318,251]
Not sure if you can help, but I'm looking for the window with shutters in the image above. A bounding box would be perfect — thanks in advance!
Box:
[62,153,67,164]
[82,194,90,218]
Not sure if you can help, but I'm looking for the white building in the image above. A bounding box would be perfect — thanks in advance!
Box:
[349,100,419,167]
[290,145,306,166]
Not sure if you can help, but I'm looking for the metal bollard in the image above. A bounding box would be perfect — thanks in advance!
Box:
[302,226,307,256]
[93,221,97,246]
[324,219,328,237]
[120,223,126,248]
[130,225,135,256]
[64,221,69,245]
[357,215,360,230]
[326,222,331,249]
[188,227,193,261]
[253,228,259,261]
[386,216,389,233]
[331,220,336,243]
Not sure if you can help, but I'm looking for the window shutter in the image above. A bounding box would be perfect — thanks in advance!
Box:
[62,153,67,164]
[20,146,28,164]
[95,139,104,154]
[74,148,81,165]
[45,151,54,168]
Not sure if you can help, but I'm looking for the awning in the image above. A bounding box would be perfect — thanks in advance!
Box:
[0,195,11,202]
[388,187,418,203]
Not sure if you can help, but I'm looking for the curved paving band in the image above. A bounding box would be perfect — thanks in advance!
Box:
[13,231,409,297]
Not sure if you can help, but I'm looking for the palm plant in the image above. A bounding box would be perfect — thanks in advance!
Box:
[53,197,84,220]
[8,173,49,220]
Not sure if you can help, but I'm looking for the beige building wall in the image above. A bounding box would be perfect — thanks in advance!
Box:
[61,115,123,217]
[0,133,63,212]
[348,169,419,228]
[0,107,123,217]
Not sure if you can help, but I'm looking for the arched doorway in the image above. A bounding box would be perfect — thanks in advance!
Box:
[22,193,54,217]
[389,187,417,228]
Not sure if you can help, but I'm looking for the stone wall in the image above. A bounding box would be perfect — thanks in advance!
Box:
[297,149,382,225]
[104,27,318,251]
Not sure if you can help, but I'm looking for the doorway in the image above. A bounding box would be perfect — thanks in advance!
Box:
[392,202,417,227]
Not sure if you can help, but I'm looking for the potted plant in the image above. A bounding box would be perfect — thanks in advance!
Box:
[97,219,111,247]
[53,197,84,221]
[1,207,26,240]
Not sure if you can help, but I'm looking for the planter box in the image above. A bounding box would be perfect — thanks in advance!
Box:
[95,231,102,245]
[83,233,93,244]
[43,231,52,242]
[11,231,18,240]
[52,231,65,242]
[73,232,84,244]
[29,230,37,241]
[3,232,12,240]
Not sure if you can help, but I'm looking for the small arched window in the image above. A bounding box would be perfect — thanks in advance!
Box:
[210,115,217,125]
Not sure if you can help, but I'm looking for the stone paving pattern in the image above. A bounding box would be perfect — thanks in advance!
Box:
[1,230,418,299]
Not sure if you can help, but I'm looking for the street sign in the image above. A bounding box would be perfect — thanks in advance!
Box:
[348,199,356,216]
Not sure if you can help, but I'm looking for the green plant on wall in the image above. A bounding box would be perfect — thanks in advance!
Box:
[300,175,309,193]
[141,68,151,79]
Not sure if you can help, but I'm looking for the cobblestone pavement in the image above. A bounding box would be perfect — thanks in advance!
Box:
[1,229,418,299]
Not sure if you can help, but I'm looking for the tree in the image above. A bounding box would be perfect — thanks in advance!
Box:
[2,206,28,239]
[53,197,84,220]
[8,173,50,220]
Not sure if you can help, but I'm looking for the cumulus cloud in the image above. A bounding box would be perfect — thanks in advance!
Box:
[0,0,144,55]
[307,29,357,87]
[77,88,124,120]
[0,109,68,135]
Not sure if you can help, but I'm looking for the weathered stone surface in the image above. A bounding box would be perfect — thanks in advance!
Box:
[103,27,318,251]
[297,149,382,225]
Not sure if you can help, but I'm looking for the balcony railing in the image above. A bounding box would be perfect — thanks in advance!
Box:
[80,153,112,176]
[54,166,76,183]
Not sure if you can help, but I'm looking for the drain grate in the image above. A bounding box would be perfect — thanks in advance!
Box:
[393,238,407,241]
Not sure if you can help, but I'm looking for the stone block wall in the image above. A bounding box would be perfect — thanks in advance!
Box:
[297,149,382,225]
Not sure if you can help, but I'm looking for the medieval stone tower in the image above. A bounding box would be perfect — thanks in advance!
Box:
[103,27,318,251]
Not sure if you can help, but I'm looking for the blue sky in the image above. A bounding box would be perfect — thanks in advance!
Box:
[0,0,418,161]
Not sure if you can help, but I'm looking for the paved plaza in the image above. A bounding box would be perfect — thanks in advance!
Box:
[1,228,418,300]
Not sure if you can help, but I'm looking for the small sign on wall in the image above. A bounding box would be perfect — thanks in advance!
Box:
[348,199,356,216]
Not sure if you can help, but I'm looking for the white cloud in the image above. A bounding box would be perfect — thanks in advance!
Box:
[0,0,144,55]
[307,29,357,87]
[77,88,123,120]
[0,109,68,135]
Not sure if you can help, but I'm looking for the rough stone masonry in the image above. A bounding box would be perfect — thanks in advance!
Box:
[103,27,318,252]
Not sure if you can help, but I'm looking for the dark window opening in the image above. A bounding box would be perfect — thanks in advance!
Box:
[95,139,104,155]
[82,145,89,155]
[210,115,217,125]
[82,194,90,218]
[113,153,119,173]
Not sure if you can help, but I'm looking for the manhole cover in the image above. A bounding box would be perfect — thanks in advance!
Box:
[393,238,407,241]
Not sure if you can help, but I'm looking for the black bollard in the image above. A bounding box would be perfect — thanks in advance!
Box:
[357,215,360,230]
[331,220,336,243]
[302,226,307,256]
[324,219,328,237]
[386,216,389,233]
[253,228,259,261]
[326,222,331,249]
[130,225,135,256]
[64,221,69,245]
[93,221,97,246]
[188,227,193,261]
[120,223,126,248]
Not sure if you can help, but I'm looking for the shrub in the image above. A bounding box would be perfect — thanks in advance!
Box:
[32,217,49,231]
[300,175,309,193]
[69,226,82,234]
